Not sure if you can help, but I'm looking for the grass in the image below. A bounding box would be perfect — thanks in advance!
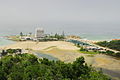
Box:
[78,50,99,54]
[8,35,21,41]
[86,54,95,57]
[43,46,57,50]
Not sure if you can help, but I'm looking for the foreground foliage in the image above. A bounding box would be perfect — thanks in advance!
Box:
[0,53,110,80]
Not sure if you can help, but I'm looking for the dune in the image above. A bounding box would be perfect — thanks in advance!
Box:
[0,41,79,51]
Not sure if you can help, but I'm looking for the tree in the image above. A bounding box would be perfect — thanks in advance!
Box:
[1,50,7,56]
[6,49,16,54]
[80,47,87,51]
[115,52,120,57]
[0,53,110,80]
[20,32,23,37]
[8,71,23,80]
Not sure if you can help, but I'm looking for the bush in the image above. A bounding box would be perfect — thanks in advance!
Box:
[115,52,120,57]
[0,54,110,80]
[80,47,87,51]
[96,40,120,51]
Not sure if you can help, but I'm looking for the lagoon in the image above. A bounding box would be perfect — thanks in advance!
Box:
[32,51,59,61]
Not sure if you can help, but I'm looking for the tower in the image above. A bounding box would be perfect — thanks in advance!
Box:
[35,28,44,38]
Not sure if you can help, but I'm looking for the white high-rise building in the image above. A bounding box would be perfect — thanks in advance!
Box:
[35,28,44,38]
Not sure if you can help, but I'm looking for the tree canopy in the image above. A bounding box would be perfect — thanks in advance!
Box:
[0,53,110,80]
[96,40,120,51]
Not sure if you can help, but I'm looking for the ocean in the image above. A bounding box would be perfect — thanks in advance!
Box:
[0,37,15,46]
[0,23,120,46]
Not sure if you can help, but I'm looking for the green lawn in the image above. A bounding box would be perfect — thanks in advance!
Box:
[79,50,99,54]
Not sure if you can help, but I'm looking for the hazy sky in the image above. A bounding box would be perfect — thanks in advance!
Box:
[0,0,120,35]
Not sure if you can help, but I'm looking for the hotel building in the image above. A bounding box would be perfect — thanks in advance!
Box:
[35,28,44,39]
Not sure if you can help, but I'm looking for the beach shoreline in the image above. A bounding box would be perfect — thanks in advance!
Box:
[0,40,120,79]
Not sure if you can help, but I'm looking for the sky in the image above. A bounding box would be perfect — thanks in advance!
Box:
[0,0,120,36]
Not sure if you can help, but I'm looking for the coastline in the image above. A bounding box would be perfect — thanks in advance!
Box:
[0,39,120,79]
[0,36,15,46]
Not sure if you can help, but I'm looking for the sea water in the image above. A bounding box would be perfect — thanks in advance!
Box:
[0,23,120,44]
[0,36,15,46]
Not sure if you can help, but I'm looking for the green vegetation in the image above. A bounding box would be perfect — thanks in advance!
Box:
[20,32,24,37]
[49,33,65,40]
[43,46,56,50]
[0,53,110,80]
[1,49,22,57]
[96,40,120,57]
[79,46,120,57]
[6,49,21,54]
[9,32,65,42]
[8,35,21,41]
[98,50,120,57]
[96,40,120,51]
[80,47,88,51]
[80,51,98,54]
[86,54,95,57]
[40,33,65,41]
[40,32,65,41]
[79,47,98,54]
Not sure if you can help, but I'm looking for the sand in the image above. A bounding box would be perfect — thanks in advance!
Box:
[0,41,79,50]
[0,41,120,79]
[93,54,120,71]
[0,41,93,64]
[41,48,92,63]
